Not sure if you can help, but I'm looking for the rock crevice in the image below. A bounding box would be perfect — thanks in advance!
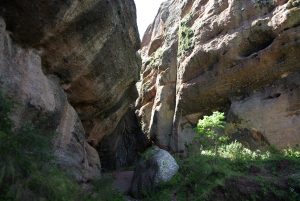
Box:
[0,0,143,179]
[137,0,300,152]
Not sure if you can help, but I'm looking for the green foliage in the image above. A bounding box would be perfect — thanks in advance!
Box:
[201,141,273,161]
[0,93,81,201]
[148,48,163,68]
[287,0,300,8]
[195,111,228,151]
[178,20,194,56]
[0,92,124,201]
[253,0,276,8]
[196,111,225,139]
[85,177,124,201]
[144,112,300,201]
[140,146,159,160]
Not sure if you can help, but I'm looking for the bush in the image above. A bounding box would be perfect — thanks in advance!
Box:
[287,0,300,8]
[0,92,124,201]
[253,0,277,8]
[143,111,300,201]
[195,111,228,151]
[0,92,81,201]
[148,48,163,67]
[178,20,194,56]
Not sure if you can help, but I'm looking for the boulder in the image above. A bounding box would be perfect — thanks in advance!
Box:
[130,146,179,198]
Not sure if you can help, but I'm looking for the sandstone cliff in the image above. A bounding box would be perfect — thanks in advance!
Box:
[137,0,300,152]
[0,0,142,180]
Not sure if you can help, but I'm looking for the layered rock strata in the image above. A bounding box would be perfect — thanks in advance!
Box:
[137,0,300,152]
[0,0,142,177]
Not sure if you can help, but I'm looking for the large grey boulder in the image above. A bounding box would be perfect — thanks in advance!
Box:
[130,146,179,198]
[153,147,179,183]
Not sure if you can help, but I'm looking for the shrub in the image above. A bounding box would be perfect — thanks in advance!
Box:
[195,111,228,151]
[196,111,225,138]
[253,0,277,8]
[178,20,194,56]
[287,0,300,8]
[143,111,300,201]
[148,48,163,68]
[0,92,124,201]
[0,92,81,201]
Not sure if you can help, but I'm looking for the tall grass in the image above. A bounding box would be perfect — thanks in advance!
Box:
[144,111,300,201]
[0,92,124,201]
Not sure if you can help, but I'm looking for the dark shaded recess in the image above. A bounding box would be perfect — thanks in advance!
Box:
[97,109,148,171]
[129,158,159,199]
[240,30,275,57]
[264,93,281,100]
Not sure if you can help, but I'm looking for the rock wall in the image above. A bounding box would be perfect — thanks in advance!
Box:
[0,0,142,177]
[137,0,300,152]
[0,17,101,181]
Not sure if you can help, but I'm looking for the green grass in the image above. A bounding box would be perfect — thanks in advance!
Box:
[144,143,300,201]
[143,111,300,201]
[0,92,124,201]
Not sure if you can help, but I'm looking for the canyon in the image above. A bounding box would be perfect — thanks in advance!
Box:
[0,0,300,200]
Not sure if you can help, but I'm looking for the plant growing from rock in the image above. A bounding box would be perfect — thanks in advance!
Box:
[148,47,164,68]
[287,0,300,8]
[253,0,277,8]
[178,20,194,56]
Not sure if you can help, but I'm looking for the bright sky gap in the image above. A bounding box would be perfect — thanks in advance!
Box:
[134,0,165,38]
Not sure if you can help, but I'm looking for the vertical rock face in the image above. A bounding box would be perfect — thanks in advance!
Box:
[0,17,101,181]
[1,0,141,145]
[137,0,300,152]
[0,0,142,177]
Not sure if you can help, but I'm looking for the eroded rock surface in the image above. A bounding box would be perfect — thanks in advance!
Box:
[0,0,142,178]
[0,0,141,147]
[137,0,300,152]
[0,18,100,182]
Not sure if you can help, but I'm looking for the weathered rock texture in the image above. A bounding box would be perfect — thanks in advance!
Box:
[130,146,179,198]
[0,0,142,176]
[137,0,300,152]
[0,17,100,182]
[1,0,141,146]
